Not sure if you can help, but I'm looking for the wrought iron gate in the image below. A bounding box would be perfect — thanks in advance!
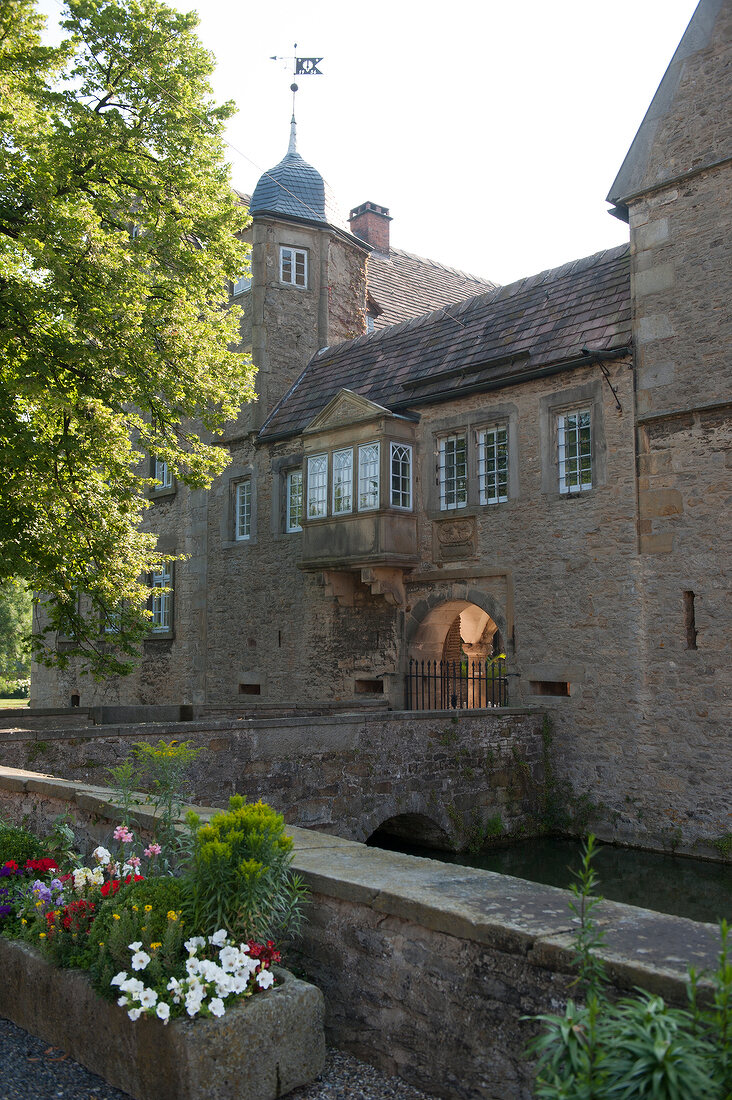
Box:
[405,657,508,710]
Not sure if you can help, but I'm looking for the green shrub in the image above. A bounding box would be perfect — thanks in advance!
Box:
[0,824,45,867]
[182,795,307,944]
[528,837,732,1099]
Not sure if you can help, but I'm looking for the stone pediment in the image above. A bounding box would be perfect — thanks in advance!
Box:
[303,389,390,434]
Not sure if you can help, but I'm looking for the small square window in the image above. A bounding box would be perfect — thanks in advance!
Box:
[235,479,251,540]
[232,272,252,295]
[286,469,303,532]
[280,246,308,288]
[558,408,592,493]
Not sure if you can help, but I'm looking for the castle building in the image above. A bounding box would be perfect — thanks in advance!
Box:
[32,0,730,854]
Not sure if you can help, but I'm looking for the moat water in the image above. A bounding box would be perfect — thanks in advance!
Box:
[369,835,731,925]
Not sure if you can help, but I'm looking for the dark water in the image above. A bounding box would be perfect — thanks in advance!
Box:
[370,835,731,924]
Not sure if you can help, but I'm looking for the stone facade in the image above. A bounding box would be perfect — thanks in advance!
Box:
[31,2,730,857]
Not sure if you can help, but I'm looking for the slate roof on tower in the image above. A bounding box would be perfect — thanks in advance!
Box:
[249,121,351,233]
[259,243,632,441]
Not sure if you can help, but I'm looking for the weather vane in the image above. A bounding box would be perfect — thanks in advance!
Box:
[270,44,323,115]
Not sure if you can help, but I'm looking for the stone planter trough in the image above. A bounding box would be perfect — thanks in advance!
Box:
[0,937,326,1100]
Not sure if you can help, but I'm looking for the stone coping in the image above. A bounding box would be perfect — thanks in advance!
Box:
[0,707,537,741]
[0,765,722,1004]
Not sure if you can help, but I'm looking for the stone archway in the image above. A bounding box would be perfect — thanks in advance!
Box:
[405,584,513,709]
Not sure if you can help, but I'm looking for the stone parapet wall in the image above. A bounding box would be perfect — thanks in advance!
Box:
[0,767,722,1100]
[0,710,545,848]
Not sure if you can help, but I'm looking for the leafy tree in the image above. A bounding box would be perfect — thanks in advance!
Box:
[0,579,32,692]
[0,0,254,678]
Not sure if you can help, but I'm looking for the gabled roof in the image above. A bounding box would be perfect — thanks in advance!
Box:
[259,244,631,441]
[607,0,729,219]
[367,247,497,329]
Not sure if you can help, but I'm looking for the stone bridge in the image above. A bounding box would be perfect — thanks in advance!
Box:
[0,707,545,849]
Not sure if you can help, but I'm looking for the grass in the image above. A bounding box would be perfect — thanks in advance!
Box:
[0,698,30,709]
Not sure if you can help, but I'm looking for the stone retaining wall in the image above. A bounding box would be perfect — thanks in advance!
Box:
[0,709,545,848]
[0,767,722,1100]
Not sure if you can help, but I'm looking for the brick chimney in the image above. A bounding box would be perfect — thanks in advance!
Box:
[349,201,392,254]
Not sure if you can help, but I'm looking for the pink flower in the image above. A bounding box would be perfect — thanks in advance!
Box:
[144,844,162,858]
[113,825,134,843]
[128,856,141,869]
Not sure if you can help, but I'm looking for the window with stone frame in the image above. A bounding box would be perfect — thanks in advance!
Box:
[232,272,252,295]
[390,442,412,509]
[152,457,172,491]
[307,453,328,518]
[557,408,592,493]
[439,433,468,511]
[285,468,303,532]
[150,565,172,633]
[358,442,380,511]
[235,478,252,540]
[332,448,353,515]
[280,246,308,288]
[477,426,508,505]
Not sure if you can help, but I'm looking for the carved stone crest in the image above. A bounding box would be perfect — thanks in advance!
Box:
[433,516,477,561]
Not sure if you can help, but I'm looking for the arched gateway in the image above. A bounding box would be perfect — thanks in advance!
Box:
[404,586,512,710]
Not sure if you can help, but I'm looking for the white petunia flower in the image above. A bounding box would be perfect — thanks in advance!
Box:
[256,969,275,990]
[156,1002,170,1024]
[121,978,145,997]
[208,997,226,1018]
[92,846,111,865]
[117,995,128,1007]
[139,987,158,1009]
[184,936,206,954]
[128,941,143,952]
[131,951,151,971]
[209,929,228,947]
[111,971,128,987]
[128,1007,143,1021]
[219,945,244,971]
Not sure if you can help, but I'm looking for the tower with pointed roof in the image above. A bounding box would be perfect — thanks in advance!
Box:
[235,118,370,430]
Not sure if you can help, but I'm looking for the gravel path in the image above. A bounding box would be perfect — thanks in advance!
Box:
[0,1017,432,1100]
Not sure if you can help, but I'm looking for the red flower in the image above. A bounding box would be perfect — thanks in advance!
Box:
[25,858,59,873]
[3,861,18,872]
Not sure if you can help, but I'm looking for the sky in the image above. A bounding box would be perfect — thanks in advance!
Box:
[37,0,700,285]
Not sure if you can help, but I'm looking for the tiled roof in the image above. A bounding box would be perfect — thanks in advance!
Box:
[259,244,631,440]
[367,248,496,329]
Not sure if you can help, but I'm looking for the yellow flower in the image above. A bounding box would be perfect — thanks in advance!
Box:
[144,905,152,912]
[167,910,178,921]
[132,905,138,912]
[39,932,46,938]
[35,900,42,908]
[21,919,27,925]
[150,942,162,950]
[98,942,104,947]
[113,913,121,920]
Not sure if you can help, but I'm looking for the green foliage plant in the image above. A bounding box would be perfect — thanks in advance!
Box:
[183,795,307,945]
[0,823,45,866]
[132,740,200,864]
[528,837,732,1099]
[89,877,185,999]
[0,0,256,677]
